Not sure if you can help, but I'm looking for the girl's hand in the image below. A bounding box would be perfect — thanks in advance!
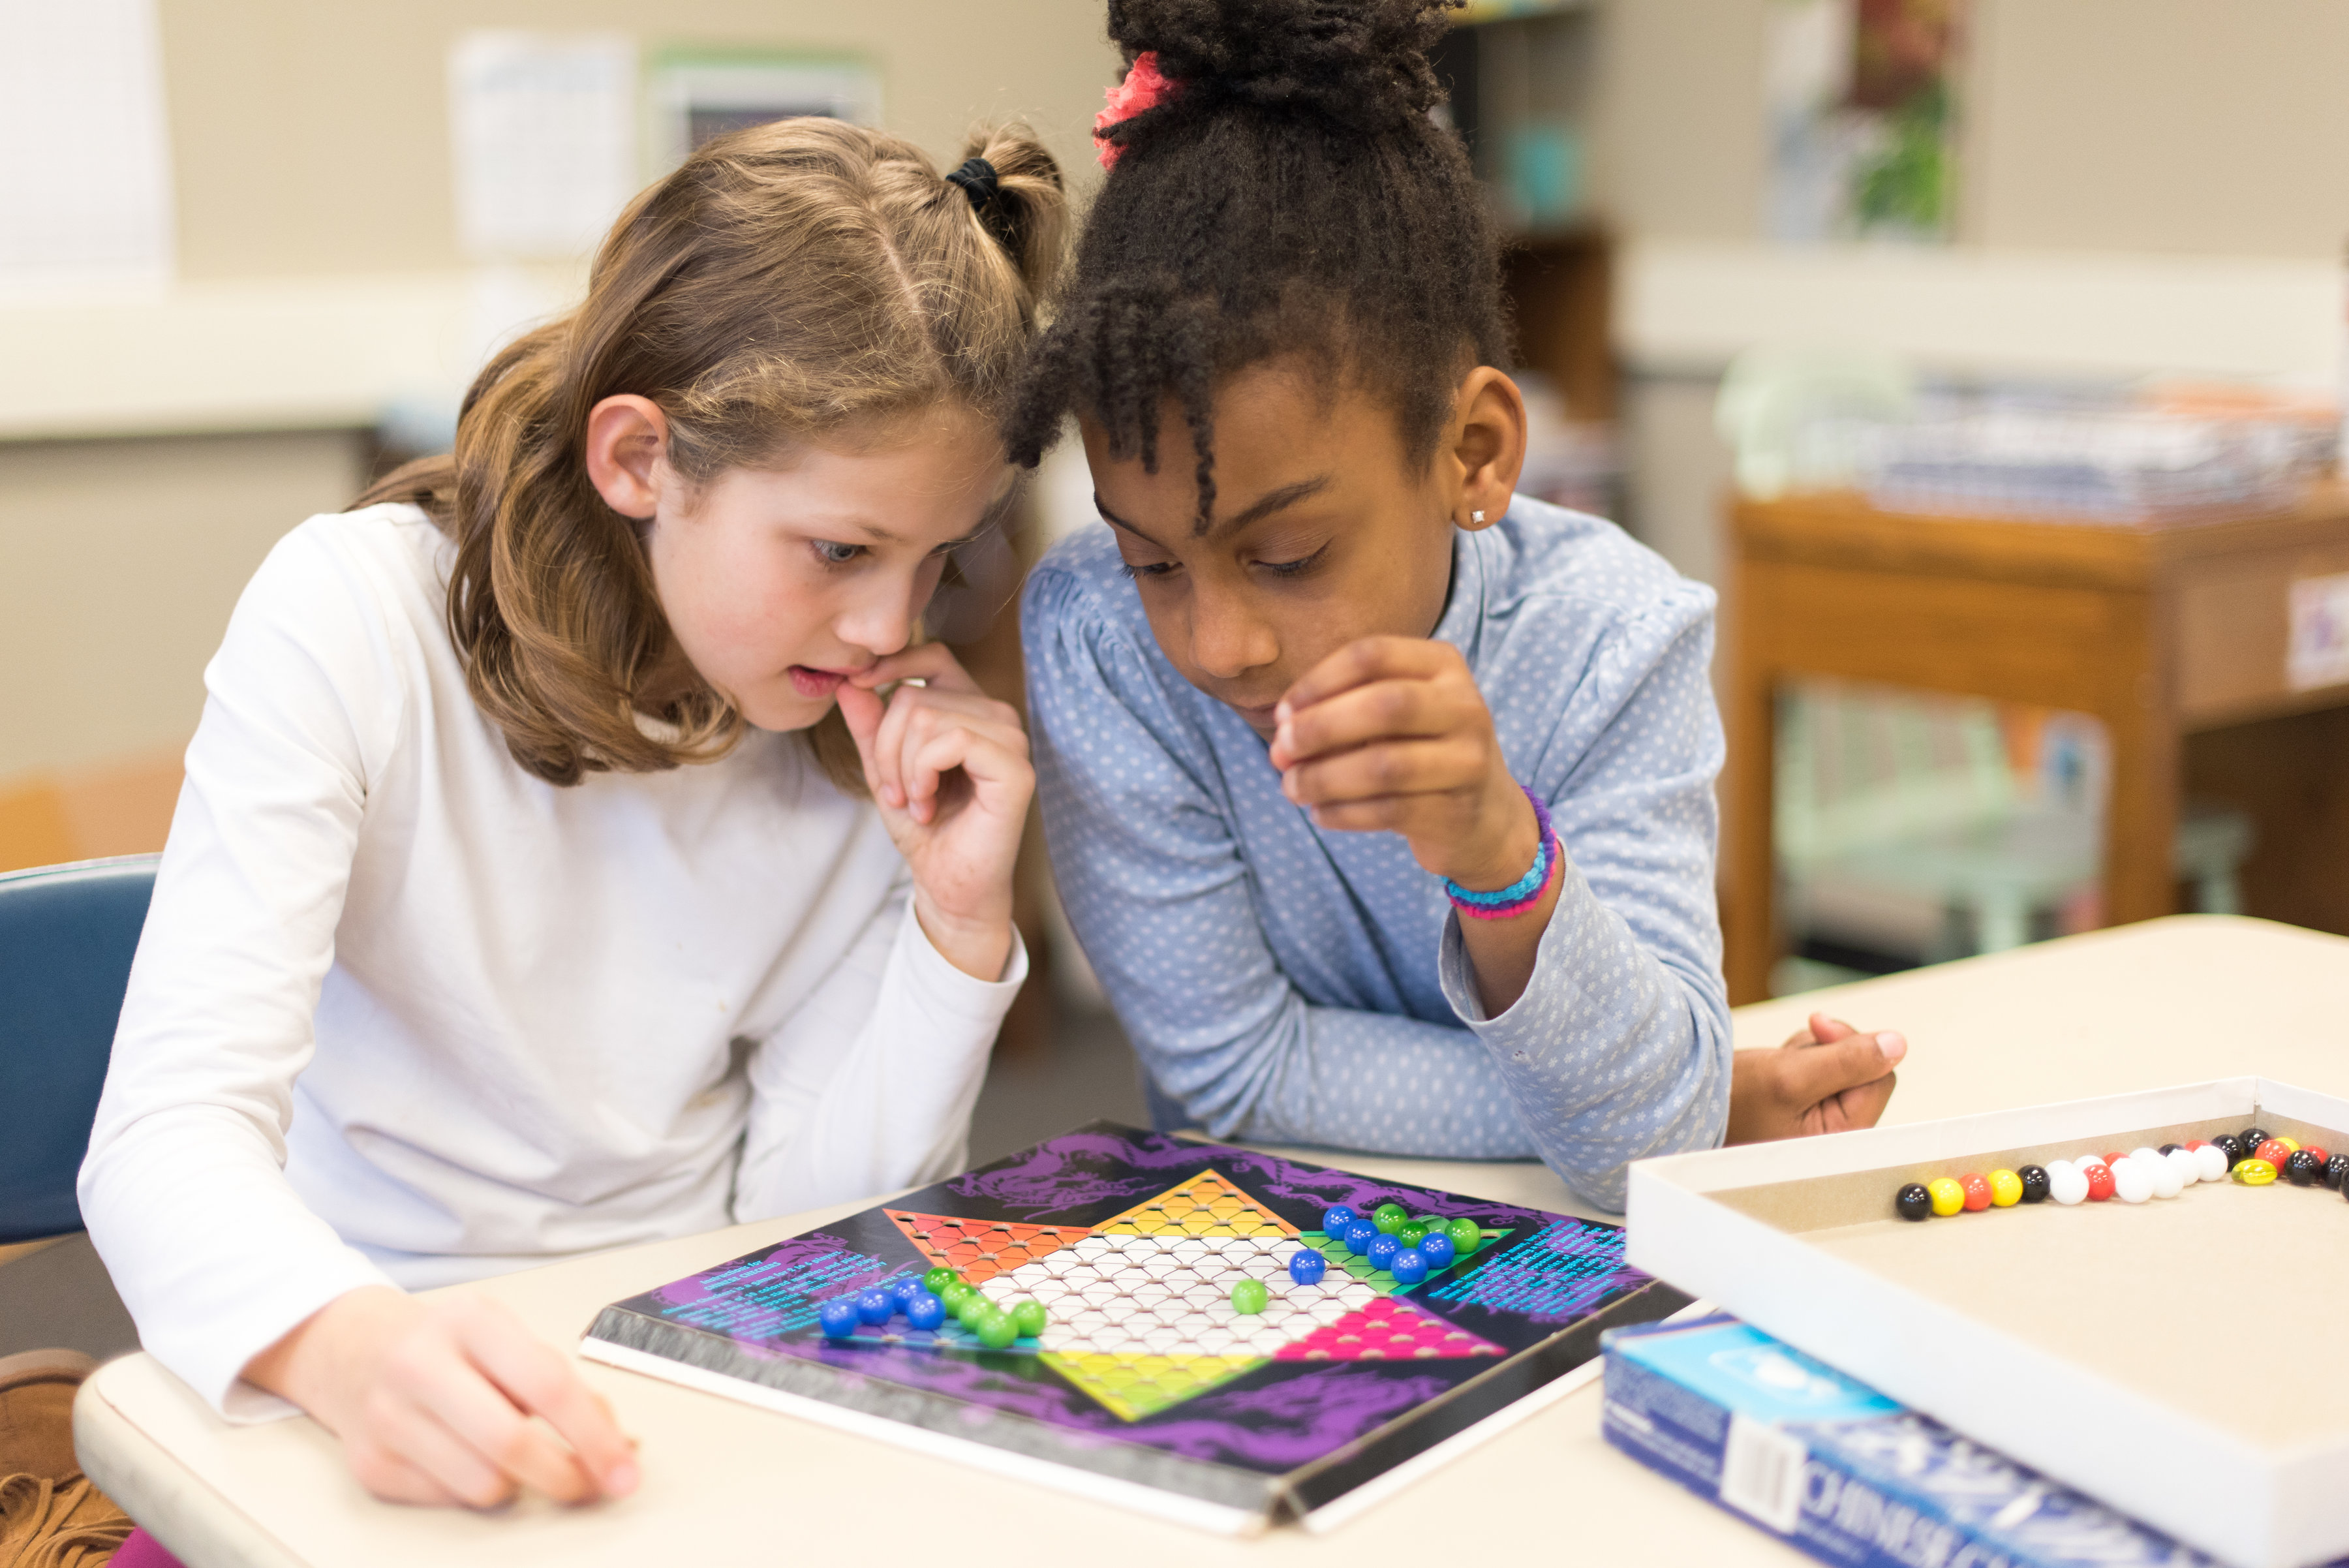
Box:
[241,1285,638,1509]
[1268,636,1536,890]
[1727,1013,1907,1142]
[837,644,1032,982]
[1269,636,1553,1013]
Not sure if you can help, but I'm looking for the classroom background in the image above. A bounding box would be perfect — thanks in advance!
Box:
[5,0,2349,1163]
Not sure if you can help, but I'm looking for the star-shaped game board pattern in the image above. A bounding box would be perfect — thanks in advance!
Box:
[886,1169,1505,1421]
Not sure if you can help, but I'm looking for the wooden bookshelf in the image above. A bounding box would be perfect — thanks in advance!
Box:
[1723,487,2349,1004]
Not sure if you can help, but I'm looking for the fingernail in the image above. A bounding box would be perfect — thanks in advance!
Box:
[1274,720,1293,754]
[1281,769,1297,801]
[606,1459,639,1496]
[1274,700,1291,725]
[1877,1031,1907,1063]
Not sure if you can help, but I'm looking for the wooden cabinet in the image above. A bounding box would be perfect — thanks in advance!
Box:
[1723,488,2349,1004]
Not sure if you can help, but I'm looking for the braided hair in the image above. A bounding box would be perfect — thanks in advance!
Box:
[1006,0,1509,524]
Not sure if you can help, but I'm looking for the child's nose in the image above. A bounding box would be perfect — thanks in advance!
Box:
[837,579,922,658]
[1188,591,1277,681]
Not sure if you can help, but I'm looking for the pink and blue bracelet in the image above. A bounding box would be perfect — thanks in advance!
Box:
[1443,787,1559,920]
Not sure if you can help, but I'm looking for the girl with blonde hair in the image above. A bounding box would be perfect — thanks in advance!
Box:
[80,117,1064,1514]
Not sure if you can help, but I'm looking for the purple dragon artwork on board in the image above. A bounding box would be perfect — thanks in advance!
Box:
[588,1122,1678,1513]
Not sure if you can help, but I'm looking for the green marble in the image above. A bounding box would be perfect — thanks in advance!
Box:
[1231,1278,1269,1314]
[975,1310,1018,1349]
[1372,1203,1408,1235]
[1011,1299,1049,1338]
[922,1267,959,1295]
[1445,1217,1482,1256]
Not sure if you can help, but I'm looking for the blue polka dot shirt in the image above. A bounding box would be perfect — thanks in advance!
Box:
[1021,497,1732,1212]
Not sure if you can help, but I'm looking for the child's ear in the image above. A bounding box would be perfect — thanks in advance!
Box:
[1449,368,1527,531]
[585,395,671,520]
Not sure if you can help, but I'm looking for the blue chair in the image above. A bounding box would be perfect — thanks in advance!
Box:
[0,855,157,1244]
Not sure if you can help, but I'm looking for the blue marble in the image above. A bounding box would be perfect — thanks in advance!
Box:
[1287,1248,1329,1285]
[1366,1234,1401,1270]
[889,1276,926,1309]
[818,1297,861,1338]
[1342,1220,1380,1255]
[1417,1231,1456,1269]
[855,1287,895,1326]
[1322,1205,1359,1233]
[903,1290,946,1331]
[1390,1247,1429,1285]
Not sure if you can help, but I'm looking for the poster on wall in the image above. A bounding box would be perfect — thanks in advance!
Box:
[448,32,639,262]
[1765,0,1965,244]
[0,0,174,293]
[644,48,882,175]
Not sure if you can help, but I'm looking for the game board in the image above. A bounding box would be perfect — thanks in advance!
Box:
[583,1122,1685,1530]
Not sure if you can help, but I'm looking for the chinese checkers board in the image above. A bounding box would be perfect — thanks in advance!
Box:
[582,1122,1686,1530]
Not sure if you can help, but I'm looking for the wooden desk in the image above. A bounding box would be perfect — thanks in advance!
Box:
[74,917,2349,1568]
[1724,487,2349,1004]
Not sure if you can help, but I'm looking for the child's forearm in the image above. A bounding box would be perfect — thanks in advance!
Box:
[1437,862,1734,1210]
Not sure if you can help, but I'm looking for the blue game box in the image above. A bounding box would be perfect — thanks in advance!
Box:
[1600,1315,2342,1568]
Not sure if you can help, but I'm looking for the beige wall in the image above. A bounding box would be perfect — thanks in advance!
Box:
[0,3,1119,782]
[1593,0,2349,258]
[1965,0,2349,258]
[0,432,365,778]
[161,0,1120,281]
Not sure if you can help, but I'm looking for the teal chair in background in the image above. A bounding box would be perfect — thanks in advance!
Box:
[0,854,155,1359]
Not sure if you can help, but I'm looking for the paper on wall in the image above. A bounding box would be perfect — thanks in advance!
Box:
[0,0,175,294]
[448,32,638,262]
[2288,570,2349,692]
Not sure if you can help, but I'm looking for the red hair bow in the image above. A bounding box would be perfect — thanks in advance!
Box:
[1093,52,1177,168]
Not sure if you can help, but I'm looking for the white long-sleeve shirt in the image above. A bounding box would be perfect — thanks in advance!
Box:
[79,504,1024,1419]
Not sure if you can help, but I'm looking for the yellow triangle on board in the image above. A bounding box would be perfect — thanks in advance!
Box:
[1092,1169,1300,1242]
[1039,1350,1264,1421]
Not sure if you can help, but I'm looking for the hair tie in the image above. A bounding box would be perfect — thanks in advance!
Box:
[1093,52,1180,168]
[945,156,1000,206]
[945,156,1019,251]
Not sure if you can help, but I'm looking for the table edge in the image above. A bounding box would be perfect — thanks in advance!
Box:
[76,1357,309,1568]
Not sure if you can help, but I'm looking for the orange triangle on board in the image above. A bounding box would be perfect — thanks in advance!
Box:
[883,1211,1094,1284]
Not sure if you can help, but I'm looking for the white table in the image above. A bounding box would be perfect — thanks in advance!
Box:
[74,916,2349,1567]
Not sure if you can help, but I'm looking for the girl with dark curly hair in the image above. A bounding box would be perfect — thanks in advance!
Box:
[1017,0,1903,1210]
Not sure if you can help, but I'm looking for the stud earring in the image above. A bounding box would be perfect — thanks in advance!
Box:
[1470,510,1485,525]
